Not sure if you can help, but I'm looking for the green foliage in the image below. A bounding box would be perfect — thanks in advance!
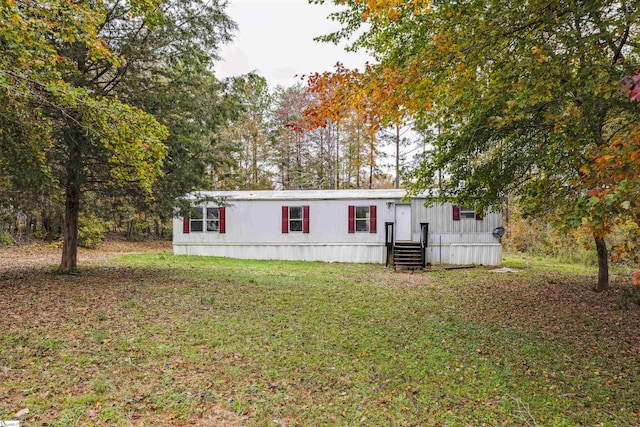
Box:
[97,0,239,224]
[126,219,147,242]
[1,231,12,247]
[216,73,275,190]
[77,214,108,248]
[1,0,237,269]
[127,69,243,218]
[506,208,639,267]
[504,217,597,265]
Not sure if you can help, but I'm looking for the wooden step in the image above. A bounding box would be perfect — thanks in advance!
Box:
[392,241,424,270]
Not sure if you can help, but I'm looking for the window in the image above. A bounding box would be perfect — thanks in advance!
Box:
[289,206,303,232]
[460,207,476,219]
[452,205,482,221]
[206,208,220,232]
[190,207,204,232]
[281,206,309,233]
[355,206,370,232]
[348,205,377,233]
[183,206,226,233]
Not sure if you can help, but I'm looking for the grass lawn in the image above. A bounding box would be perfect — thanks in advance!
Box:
[0,245,639,426]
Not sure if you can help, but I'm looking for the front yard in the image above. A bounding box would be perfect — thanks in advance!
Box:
[0,244,638,425]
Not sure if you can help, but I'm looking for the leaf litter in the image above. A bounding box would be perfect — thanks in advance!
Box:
[0,243,638,426]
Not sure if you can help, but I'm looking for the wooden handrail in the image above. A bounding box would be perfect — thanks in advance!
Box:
[385,222,394,267]
[420,223,429,268]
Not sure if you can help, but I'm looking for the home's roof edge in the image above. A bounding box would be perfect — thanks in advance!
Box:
[184,189,431,201]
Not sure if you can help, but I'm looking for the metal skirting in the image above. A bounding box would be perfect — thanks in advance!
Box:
[173,243,386,264]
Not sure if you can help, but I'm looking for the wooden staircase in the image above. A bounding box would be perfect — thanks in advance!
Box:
[393,241,423,270]
[385,222,428,270]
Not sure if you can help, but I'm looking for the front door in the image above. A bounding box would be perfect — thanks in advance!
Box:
[395,204,412,241]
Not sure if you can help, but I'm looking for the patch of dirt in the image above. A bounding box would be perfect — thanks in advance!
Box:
[139,403,249,426]
[0,239,171,270]
[377,269,431,287]
[488,267,521,273]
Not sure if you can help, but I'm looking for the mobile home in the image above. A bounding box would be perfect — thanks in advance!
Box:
[173,189,503,266]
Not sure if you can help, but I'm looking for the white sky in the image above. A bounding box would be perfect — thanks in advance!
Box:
[215,0,371,88]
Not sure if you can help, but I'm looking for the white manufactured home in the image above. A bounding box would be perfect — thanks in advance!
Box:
[172,189,503,266]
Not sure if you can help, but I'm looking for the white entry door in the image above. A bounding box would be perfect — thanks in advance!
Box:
[395,204,412,241]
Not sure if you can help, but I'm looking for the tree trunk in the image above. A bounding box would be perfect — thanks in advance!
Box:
[42,209,53,242]
[503,196,509,242]
[395,124,400,189]
[59,174,80,272]
[252,135,258,184]
[25,214,32,240]
[126,219,134,240]
[319,132,324,189]
[594,235,609,292]
[335,122,340,190]
[59,133,82,273]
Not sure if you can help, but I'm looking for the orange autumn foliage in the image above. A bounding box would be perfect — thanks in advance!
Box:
[300,62,418,134]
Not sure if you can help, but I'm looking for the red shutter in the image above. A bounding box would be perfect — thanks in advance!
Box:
[452,205,460,221]
[282,206,289,233]
[303,205,310,233]
[369,205,377,233]
[348,205,355,233]
[219,207,226,233]
[475,211,483,220]
[183,216,190,234]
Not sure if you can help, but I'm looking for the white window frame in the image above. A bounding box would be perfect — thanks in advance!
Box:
[288,206,303,232]
[206,207,220,232]
[189,207,204,232]
[355,206,370,232]
[460,206,476,219]
[191,206,222,233]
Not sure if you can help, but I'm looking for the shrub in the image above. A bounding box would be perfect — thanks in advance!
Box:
[503,214,598,265]
[1,231,13,247]
[78,214,108,248]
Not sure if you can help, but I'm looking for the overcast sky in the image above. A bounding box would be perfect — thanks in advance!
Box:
[215,0,371,88]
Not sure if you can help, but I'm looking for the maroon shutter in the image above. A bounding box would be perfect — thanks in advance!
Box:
[282,206,289,233]
[219,207,226,233]
[452,205,460,221]
[348,205,355,233]
[475,211,483,220]
[183,216,190,234]
[303,205,310,233]
[369,205,377,233]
